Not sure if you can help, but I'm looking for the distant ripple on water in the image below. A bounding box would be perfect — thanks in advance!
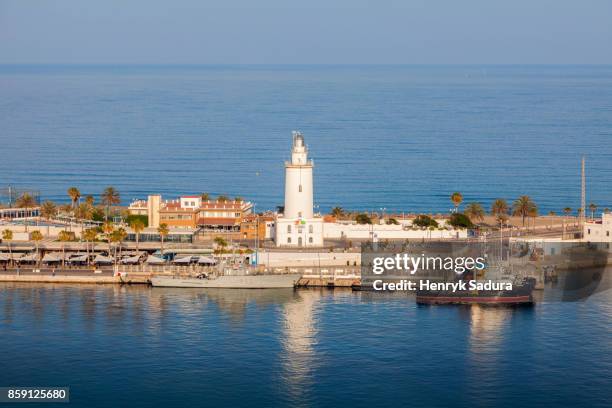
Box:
[0,65,611,212]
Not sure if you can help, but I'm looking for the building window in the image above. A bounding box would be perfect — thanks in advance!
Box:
[309,225,313,234]
[607,231,610,237]
[299,184,302,192]
[588,229,591,234]
[287,225,291,233]
[287,237,291,244]
[298,212,302,218]
[309,237,313,243]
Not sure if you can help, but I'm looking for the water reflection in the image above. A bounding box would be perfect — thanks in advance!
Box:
[279,289,324,402]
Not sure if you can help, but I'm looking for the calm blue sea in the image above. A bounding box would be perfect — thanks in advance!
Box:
[0,65,611,213]
[0,284,610,408]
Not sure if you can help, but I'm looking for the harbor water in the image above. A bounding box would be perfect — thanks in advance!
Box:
[0,283,610,407]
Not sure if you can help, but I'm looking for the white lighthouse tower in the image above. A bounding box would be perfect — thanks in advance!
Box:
[275,131,324,247]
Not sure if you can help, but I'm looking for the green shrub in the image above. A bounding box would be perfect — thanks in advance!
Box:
[449,213,474,229]
[125,214,148,227]
[413,215,438,228]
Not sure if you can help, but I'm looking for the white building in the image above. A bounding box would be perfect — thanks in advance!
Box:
[275,132,324,247]
[584,212,612,242]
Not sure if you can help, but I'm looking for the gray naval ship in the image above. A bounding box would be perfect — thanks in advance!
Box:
[151,269,301,289]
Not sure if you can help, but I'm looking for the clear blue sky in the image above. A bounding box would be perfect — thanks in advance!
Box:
[1,0,611,64]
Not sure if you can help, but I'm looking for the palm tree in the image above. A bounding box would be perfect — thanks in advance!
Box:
[548,211,556,229]
[129,219,145,251]
[234,196,243,203]
[157,223,169,257]
[75,202,93,219]
[67,187,81,209]
[589,203,597,220]
[563,207,572,216]
[58,230,72,266]
[40,200,57,236]
[16,193,37,232]
[31,230,43,263]
[512,196,537,227]
[214,236,228,253]
[2,229,14,263]
[102,221,115,255]
[450,192,463,213]
[110,227,127,262]
[491,199,509,217]
[496,213,509,226]
[527,206,538,231]
[331,206,344,218]
[85,195,95,206]
[201,193,210,201]
[217,195,229,203]
[82,228,98,263]
[464,202,485,222]
[101,186,120,221]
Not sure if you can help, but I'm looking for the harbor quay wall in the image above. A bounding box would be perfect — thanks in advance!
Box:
[0,273,123,284]
[259,250,360,267]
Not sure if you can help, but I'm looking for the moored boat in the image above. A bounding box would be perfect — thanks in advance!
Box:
[151,273,301,289]
[415,277,536,305]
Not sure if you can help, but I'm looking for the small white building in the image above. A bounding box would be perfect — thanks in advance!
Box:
[584,212,612,242]
[275,132,324,247]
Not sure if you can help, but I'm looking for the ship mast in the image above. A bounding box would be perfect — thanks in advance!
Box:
[581,156,586,238]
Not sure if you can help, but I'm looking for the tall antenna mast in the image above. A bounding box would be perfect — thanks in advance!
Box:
[581,156,586,236]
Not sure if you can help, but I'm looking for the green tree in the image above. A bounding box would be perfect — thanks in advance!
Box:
[125,214,148,227]
[75,202,94,233]
[331,207,344,218]
[386,218,399,225]
[157,223,169,256]
[82,228,99,262]
[31,230,43,259]
[101,186,121,221]
[214,236,228,248]
[109,227,127,262]
[201,193,210,201]
[589,203,597,219]
[40,200,58,236]
[217,195,229,203]
[448,213,474,229]
[102,221,115,255]
[16,192,37,232]
[129,219,145,251]
[413,215,438,228]
[234,196,243,203]
[464,202,485,222]
[2,229,13,262]
[85,195,95,206]
[450,192,463,213]
[58,230,73,266]
[40,200,57,221]
[512,196,537,227]
[491,199,509,217]
[355,213,372,225]
[496,213,509,226]
[67,187,81,209]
